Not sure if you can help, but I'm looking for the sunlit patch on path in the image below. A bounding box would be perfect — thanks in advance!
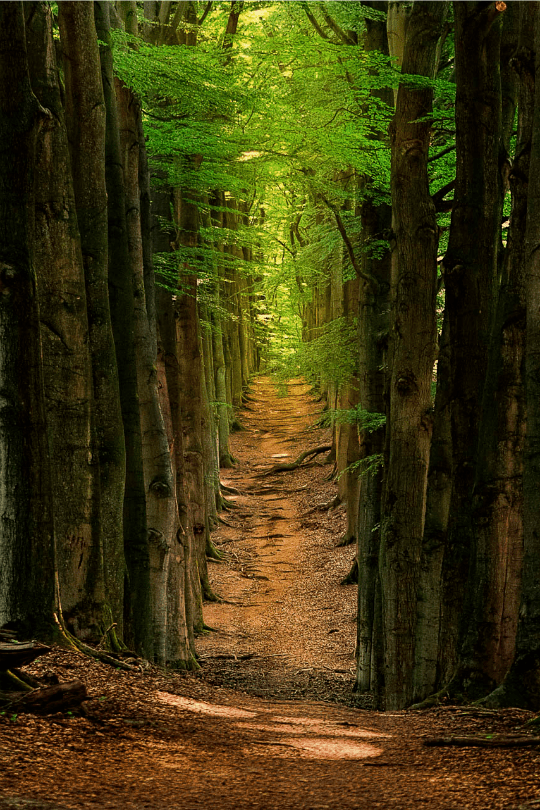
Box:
[157,692,255,719]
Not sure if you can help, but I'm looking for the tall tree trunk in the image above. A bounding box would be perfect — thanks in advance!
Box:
[27,2,104,638]
[175,184,208,626]
[437,0,505,687]
[381,0,448,710]
[442,3,526,701]
[413,313,452,700]
[0,1,55,637]
[481,1,540,712]
[58,1,127,638]
[92,1,152,656]
[354,0,392,703]
[116,77,178,663]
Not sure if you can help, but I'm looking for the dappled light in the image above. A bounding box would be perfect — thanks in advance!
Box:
[1,0,540,807]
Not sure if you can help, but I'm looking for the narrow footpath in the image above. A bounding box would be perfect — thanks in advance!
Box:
[0,380,538,810]
[198,376,358,703]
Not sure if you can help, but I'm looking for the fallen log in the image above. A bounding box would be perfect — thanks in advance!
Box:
[0,642,51,670]
[0,680,87,714]
[423,735,540,748]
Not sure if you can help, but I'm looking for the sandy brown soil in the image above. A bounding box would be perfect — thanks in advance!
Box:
[1,378,540,810]
[198,376,359,704]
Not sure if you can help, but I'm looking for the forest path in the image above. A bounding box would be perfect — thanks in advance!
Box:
[198,376,359,702]
[1,380,537,810]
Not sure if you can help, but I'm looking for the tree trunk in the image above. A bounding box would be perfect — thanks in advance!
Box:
[381,0,448,710]
[115,77,178,664]
[92,1,152,657]
[0,1,55,637]
[354,0,392,702]
[437,0,505,687]
[481,1,540,712]
[444,3,527,702]
[59,1,126,639]
[26,1,104,639]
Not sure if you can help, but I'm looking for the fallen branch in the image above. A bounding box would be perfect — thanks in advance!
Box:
[0,642,51,670]
[0,680,87,714]
[262,444,331,475]
[423,735,540,748]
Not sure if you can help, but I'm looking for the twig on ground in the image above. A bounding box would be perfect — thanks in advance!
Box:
[423,735,540,748]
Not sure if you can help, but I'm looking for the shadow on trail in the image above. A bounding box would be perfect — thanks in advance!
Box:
[197,377,364,707]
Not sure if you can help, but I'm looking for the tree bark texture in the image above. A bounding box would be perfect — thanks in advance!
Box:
[59,1,126,638]
[381,0,448,710]
[447,2,529,701]
[92,2,152,657]
[354,0,392,701]
[0,1,55,636]
[482,2,540,712]
[27,1,105,640]
[437,0,505,687]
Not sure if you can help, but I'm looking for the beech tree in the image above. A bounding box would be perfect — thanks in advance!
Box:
[3,0,540,716]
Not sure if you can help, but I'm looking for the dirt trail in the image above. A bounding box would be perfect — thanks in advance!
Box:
[198,376,358,701]
[1,379,539,810]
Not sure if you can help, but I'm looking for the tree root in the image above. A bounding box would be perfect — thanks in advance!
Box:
[220,483,240,495]
[206,537,224,561]
[219,453,236,469]
[302,495,341,515]
[341,558,358,585]
[53,613,141,673]
[336,530,356,547]
[262,444,332,475]
[220,497,239,510]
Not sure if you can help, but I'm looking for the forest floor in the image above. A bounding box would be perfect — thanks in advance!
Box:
[1,378,540,809]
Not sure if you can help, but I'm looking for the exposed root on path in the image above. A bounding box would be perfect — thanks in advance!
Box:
[262,444,332,475]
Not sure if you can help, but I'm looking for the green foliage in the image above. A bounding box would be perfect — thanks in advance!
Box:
[319,406,386,433]
[109,1,457,377]
[342,453,384,480]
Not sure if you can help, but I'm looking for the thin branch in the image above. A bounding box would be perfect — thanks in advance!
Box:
[300,1,329,40]
[427,144,456,164]
[319,3,357,45]
[320,194,380,292]
[432,179,455,212]
[198,1,213,27]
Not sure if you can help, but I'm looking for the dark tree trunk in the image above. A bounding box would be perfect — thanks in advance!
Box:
[481,1,540,712]
[444,2,527,701]
[0,1,55,637]
[26,1,105,640]
[381,0,449,710]
[354,0,392,702]
[59,1,127,639]
[437,0,506,687]
[93,2,152,657]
